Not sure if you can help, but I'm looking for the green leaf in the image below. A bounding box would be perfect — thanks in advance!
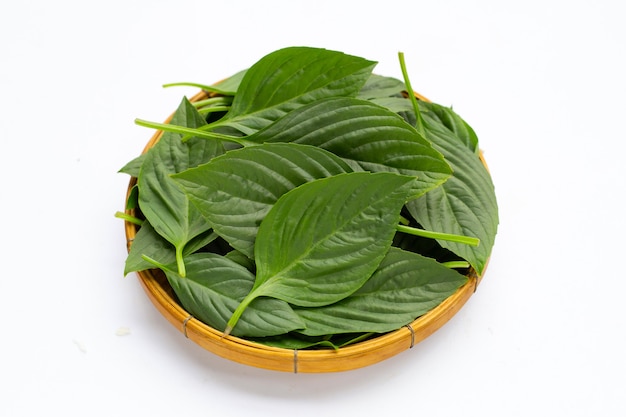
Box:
[224,250,256,272]
[216,46,376,134]
[118,154,146,177]
[248,97,452,197]
[358,74,479,153]
[162,253,305,338]
[364,70,478,150]
[294,247,468,336]
[138,97,225,276]
[252,332,375,350]
[125,184,139,210]
[208,68,247,95]
[124,221,217,275]
[361,93,480,154]
[368,96,414,114]
[406,119,498,276]
[419,101,479,153]
[358,73,406,100]
[253,171,415,306]
[172,143,353,259]
[251,334,340,350]
[225,171,416,334]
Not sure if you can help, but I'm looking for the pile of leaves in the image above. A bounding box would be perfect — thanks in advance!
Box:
[117,46,498,350]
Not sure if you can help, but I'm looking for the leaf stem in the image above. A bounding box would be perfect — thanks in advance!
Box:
[134,118,257,147]
[175,245,186,277]
[339,332,375,347]
[162,81,235,95]
[398,52,426,137]
[191,96,232,109]
[396,224,480,246]
[195,106,231,115]
[224,289,261,337]
[141,254,170,271]
[114,211,143,226]
[441,260,470,269]
[143,253,187,278]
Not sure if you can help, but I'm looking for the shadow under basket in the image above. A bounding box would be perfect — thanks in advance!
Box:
[123,91,488,373]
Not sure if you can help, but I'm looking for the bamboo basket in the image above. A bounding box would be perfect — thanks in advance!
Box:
[124,90,489,373]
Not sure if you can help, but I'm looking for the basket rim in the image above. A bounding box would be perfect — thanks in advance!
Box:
[123,90,487,373]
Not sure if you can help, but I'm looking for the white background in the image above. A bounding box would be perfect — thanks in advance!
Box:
[2,0,624,415]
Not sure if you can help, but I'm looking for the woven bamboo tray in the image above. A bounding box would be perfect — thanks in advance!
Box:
[124,90,488,373]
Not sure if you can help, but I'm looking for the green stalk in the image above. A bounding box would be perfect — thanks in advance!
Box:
[341,332,375,347]
[224,289,261,337]
[141,255,170,271]
[398,52,426,137]
[114,211,143,226]
[396,224,480,246]
[175,245,186,277]
[162,81,233,95]
[143,253,185,278]
[191,96,232,108]
[134,118,257,147]
[196,106,231,115]
[441,260,471,269]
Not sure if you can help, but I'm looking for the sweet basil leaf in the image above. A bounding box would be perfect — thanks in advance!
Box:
[368,96,414,114]
[224,250,256,272]
[294,247,468,336]
[125,184,139,210]
[118,154,146,177]
[124,221,217,275]
[333,333,377,348]
[138,97,225,276]
[358,74,407,100]
[208,69,248,95]
[372,96,481,155]
[172,142,353,259]
[357,73,418,123]
[357,74,479,154]
[224,171,416,335]
[253,171,416,307]
[163,253,305,338]
[251,334,340,350]
[247,97,452,197]
[217,46,376,134]
[406,118,498,276]
[419,101,479,153]
[252,332,376,350]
